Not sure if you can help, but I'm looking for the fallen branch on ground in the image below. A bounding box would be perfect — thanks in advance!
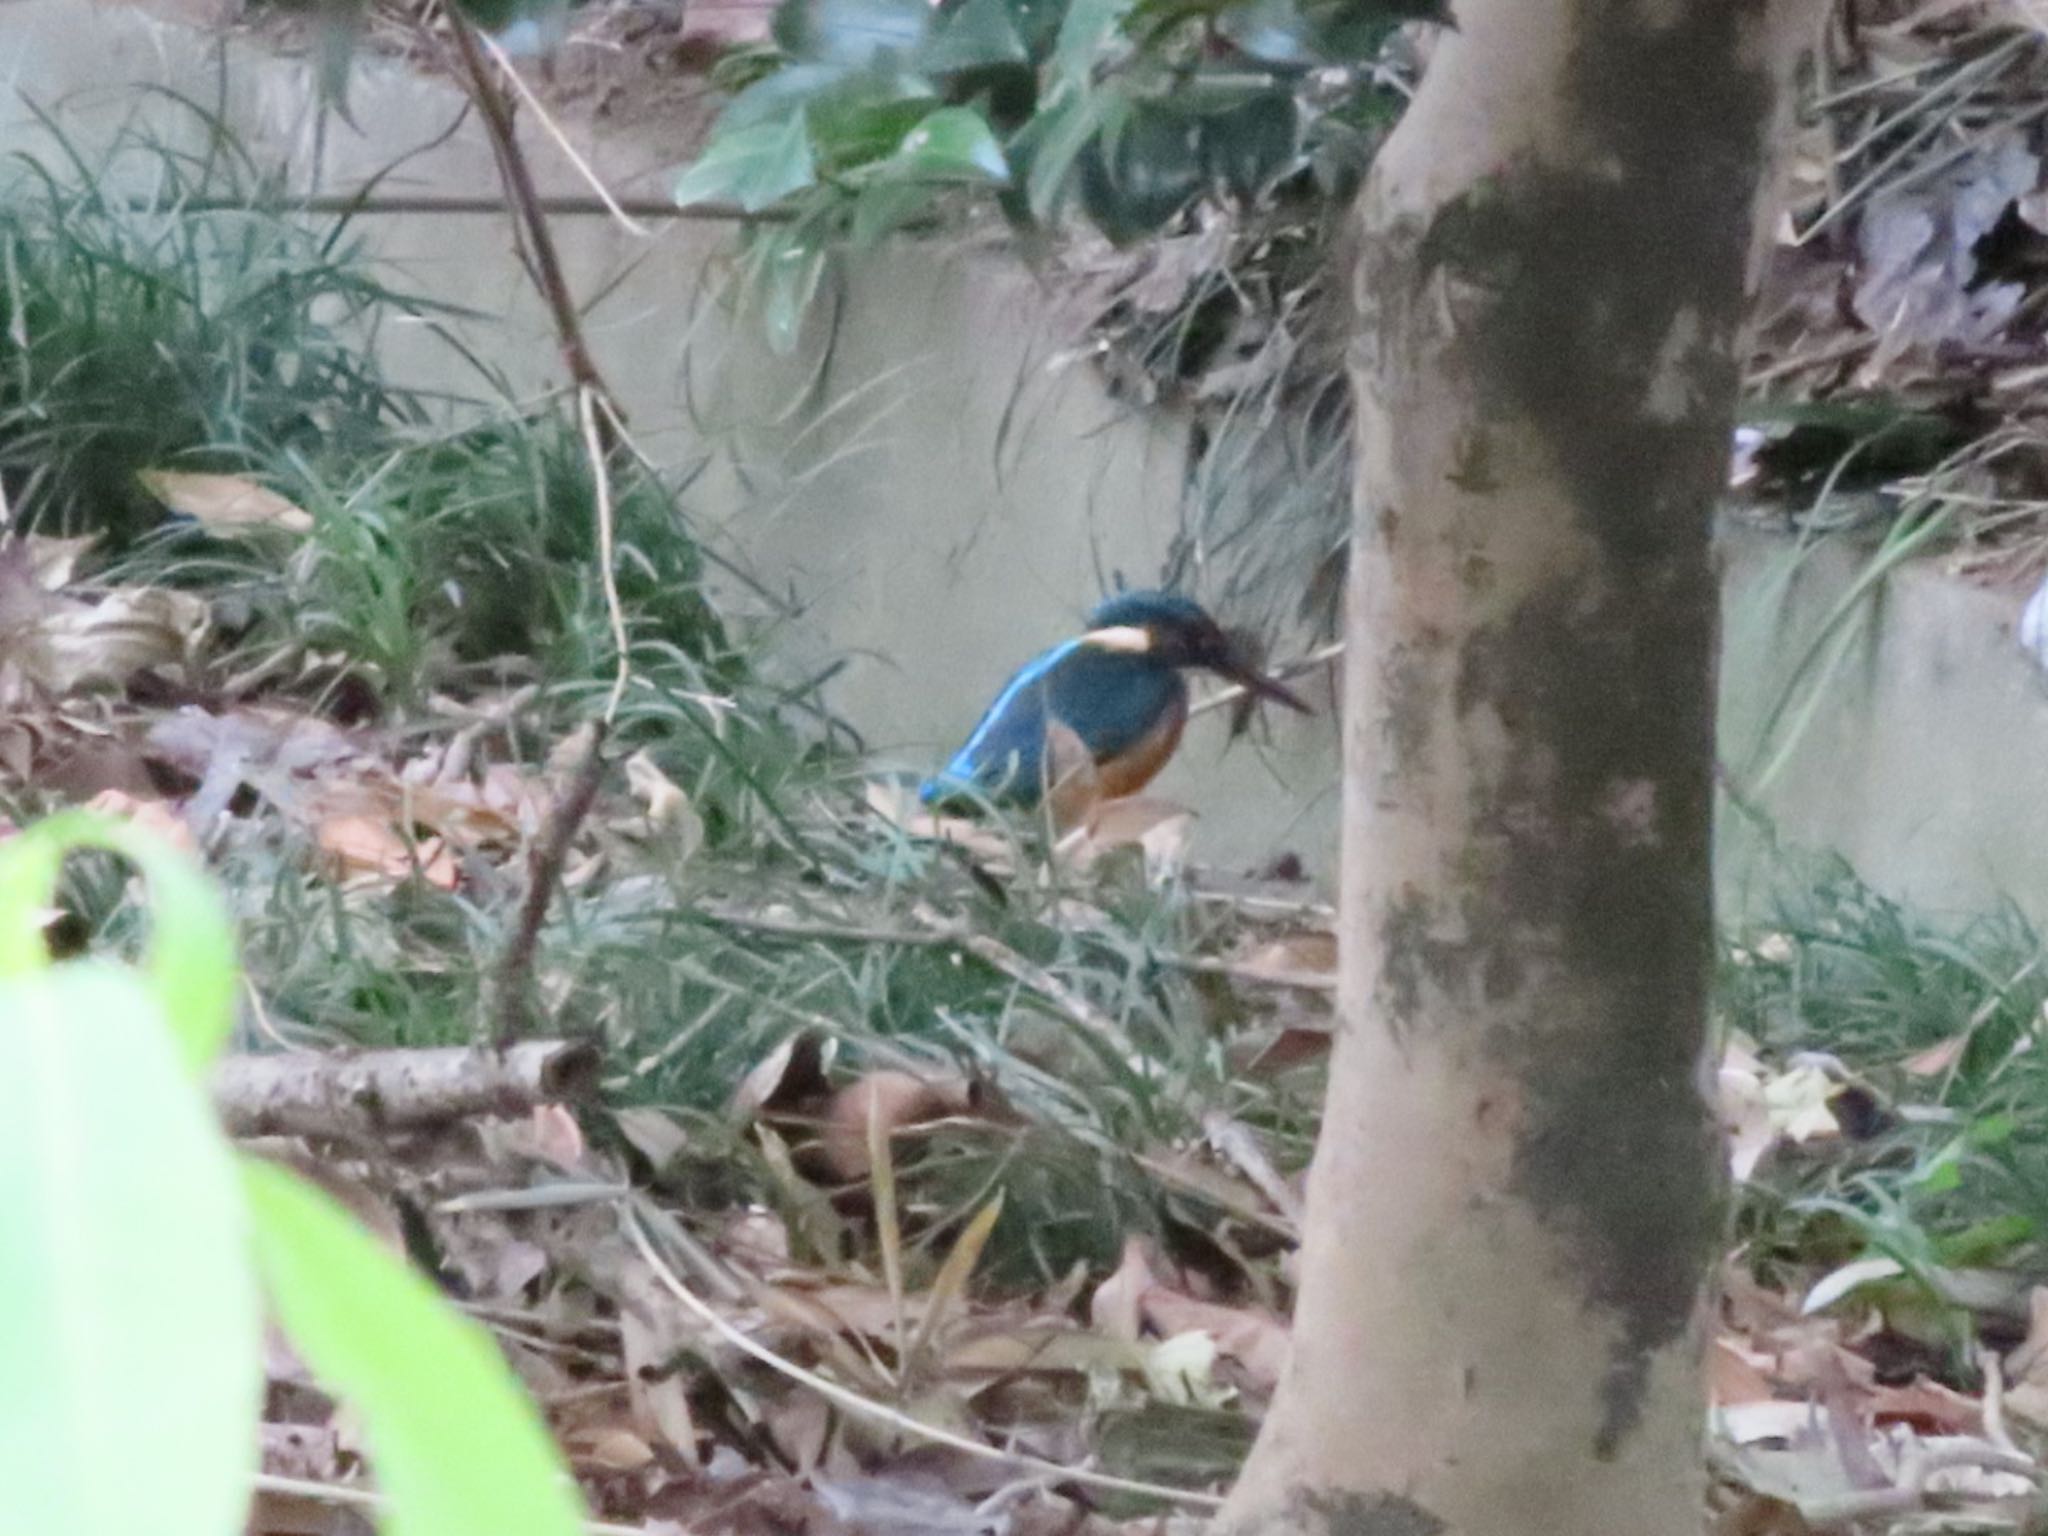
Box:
[212,1040,601,1141]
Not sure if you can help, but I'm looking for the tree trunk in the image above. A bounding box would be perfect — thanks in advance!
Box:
[1220,3,1816,1532]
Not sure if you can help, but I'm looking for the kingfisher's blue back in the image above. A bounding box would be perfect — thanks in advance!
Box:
[920,639,1187,810]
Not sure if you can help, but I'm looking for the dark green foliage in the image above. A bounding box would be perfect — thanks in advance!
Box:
[673,0,1430,344]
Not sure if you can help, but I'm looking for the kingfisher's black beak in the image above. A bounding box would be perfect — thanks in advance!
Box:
[1210,632,1313,715]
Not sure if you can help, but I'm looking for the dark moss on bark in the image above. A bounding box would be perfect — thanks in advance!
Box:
[1354,1,1770,1459]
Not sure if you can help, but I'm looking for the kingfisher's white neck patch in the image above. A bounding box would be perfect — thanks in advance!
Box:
[1080,624,1153,654]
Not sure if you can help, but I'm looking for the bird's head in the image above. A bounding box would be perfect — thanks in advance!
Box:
[1083,590,1312,714]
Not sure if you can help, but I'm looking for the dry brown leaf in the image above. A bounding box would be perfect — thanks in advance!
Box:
[528,1103,587,1171]
[817,1070,974,1182]
[2007,1286,2048,1381]
[84,789,197,856]
[614,1106,691,1171]
[1865,1376,1983,1435]
[620,1303,698,1469]
[624,749,705,866]
[138,469,315,534]
[571,1426,658,1472]
[1229,1025,1334,1078]
[1229,931,1337,983]
[18,534,98,590]
[316,814,459,890]
[765,1390,832,1476]
[1711,1334,1779,1407]
[3,582,210,695]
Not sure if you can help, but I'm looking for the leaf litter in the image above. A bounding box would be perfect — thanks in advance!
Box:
[16,6,2048,1528]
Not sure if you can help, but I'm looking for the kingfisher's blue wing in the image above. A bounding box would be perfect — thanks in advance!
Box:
[919,640,1079,809]
[920,640,1186,811]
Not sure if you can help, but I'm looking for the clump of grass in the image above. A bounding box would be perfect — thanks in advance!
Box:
[0,101,447,542]
[1724,850,2048,1348]
[2,100,1327,1297]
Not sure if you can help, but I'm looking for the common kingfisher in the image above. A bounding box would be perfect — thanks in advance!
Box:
[919,590,1311,821]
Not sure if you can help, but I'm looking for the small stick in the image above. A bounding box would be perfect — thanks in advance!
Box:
[213,1040,600,1141]
[492,723,610,1047]
[437,0,622,447]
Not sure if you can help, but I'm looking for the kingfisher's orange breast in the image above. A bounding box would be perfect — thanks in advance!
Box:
[1093,690,1189,798]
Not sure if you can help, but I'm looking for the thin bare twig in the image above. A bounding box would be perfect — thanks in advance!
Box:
[475,30,653,238]
[493,723,611,1047]
[578,385,634,725]
[436,0,621,443]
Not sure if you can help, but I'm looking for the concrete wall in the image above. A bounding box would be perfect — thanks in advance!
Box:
[1715,525,2048,925]
[0,0,1343,880]
[13,2,2048,924]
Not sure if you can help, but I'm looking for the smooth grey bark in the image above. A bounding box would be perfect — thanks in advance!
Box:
[1218,3,1818,1532]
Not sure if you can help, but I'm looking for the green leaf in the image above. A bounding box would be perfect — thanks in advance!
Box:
[746,225,835,354]
[674,112,819,212]
[894,106,1010,182]
[720,66,939,174]
[773,0,933,64]
[1047,0,1135,99]
[920,0,1031,74]
[0,964,261,1536]
[0,809,238,1071]
[851,178,943,244]
[1077,98,1206,241]
[1200,90,1298,197]
[1019,88,1126,221]
[719,63,858,133]
[814,90,944,169]
[245,1159,586,1536]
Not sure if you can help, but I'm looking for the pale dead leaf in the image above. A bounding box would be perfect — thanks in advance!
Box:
[1229,931,1337,983]
[732,1031,831,1118]
[624,749,705,866]
[2006,1286,2048,1382]
[765,1390,832,1476]
[1902,1035,1968,1078]
[20,533,98,591]
[8,585,211,695]
[1803,1257,1905,1316]
[571,1427,657,1472]
[1866,1376,1983,1435]
[619,1268,701,1468]
[1140,1289,1290,1392]
[137,469,315,534]
[528,1104,586,1170]
[717,1206,792,1269]
[1059,795,1194,878]
[614,1106,690,1171]
[1089,1238,1154,1343]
